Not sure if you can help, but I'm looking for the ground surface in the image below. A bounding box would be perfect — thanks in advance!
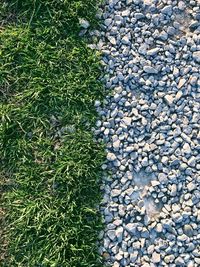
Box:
[96,0,200,266]
[0,1,105,266]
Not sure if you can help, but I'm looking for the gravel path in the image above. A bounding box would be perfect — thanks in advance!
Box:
[94,0,200,266]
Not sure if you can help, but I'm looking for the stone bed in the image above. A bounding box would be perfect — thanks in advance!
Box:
[94,0,200,266]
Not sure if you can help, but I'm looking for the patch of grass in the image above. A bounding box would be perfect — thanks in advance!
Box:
[0,1,105,266]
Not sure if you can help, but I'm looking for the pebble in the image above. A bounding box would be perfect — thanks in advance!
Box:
[147,48,160,56]
[178,78,186,89]
[79,18,90,29]
[164,255,175,263]
[107,152,116,161]
[105,18,112,27]
[152,252,161,263]
[164,94,174,106]
[143,66,158,74]
[175,256,185,265]
[111,189,121,197]
[125,223,137,235]
[188,156,196,167]
[116,226,124,242]
[178,1,186,10]
[107,230,116,241]
[193,51,200,63]
[184,225,193,237]
[130,251,138,263]
[123,117,132,126]
[161,5,173,15]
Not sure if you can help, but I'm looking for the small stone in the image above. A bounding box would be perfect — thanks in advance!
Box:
[115,253,123,261]
[158,173,168,183]
[126,146,135,153]
[159,31,168,41]
[141,157,149,167]
[187,182,196,192]
[184,224,193,237]
[195,258,200,264]
[113,140,120,149]
[102,252,110,260]
[125,223,137,235]
[167,26,176,35]
[189,21,199,30]
[164,94,174,105]
[132,241,140,250]
[182,143,191,154]
[107,152,117,161]
[188,156,196,167]
[147,48,160,56]
[116,226,124,242]
[161,5,172,15]
[156,223,163,233]
[143,66,158,74]
[164,255,175,263]
[175,91,183,101]
[107,230,116,241]
[79,18,90,29]
[175,256,185,265]
[187,243,195,252]
[94,100,101,107]
[193,51,200,63]
[151,180,160,187]
[171,184,177,196]
[178,78,186,89]
[122,35,130,45]
[108,36,116,45]
[138,44,148,55]
[152,252,161,263]
[178,1,186,10]
[105,18,112,27]
[111,189,121,197]
[113,262,120,267]
[147,244,155,254]
[161,156,168,165]
[190,76,198,85]
[122,10,130,17]
[130,251,138,263]
[123,117,132,126]
[135,12,145,20]
[104,128,109,135]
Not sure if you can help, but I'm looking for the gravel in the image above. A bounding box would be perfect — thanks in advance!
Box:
[93,0,200,266]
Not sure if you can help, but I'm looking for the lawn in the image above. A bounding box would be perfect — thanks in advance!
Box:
[0,1,104,266]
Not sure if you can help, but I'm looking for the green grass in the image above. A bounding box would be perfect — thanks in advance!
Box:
[0,1,105,266]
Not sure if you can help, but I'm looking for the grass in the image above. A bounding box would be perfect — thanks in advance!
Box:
[0,1,105,266]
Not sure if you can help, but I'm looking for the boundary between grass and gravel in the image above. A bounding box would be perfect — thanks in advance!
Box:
[0,1,105,266]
